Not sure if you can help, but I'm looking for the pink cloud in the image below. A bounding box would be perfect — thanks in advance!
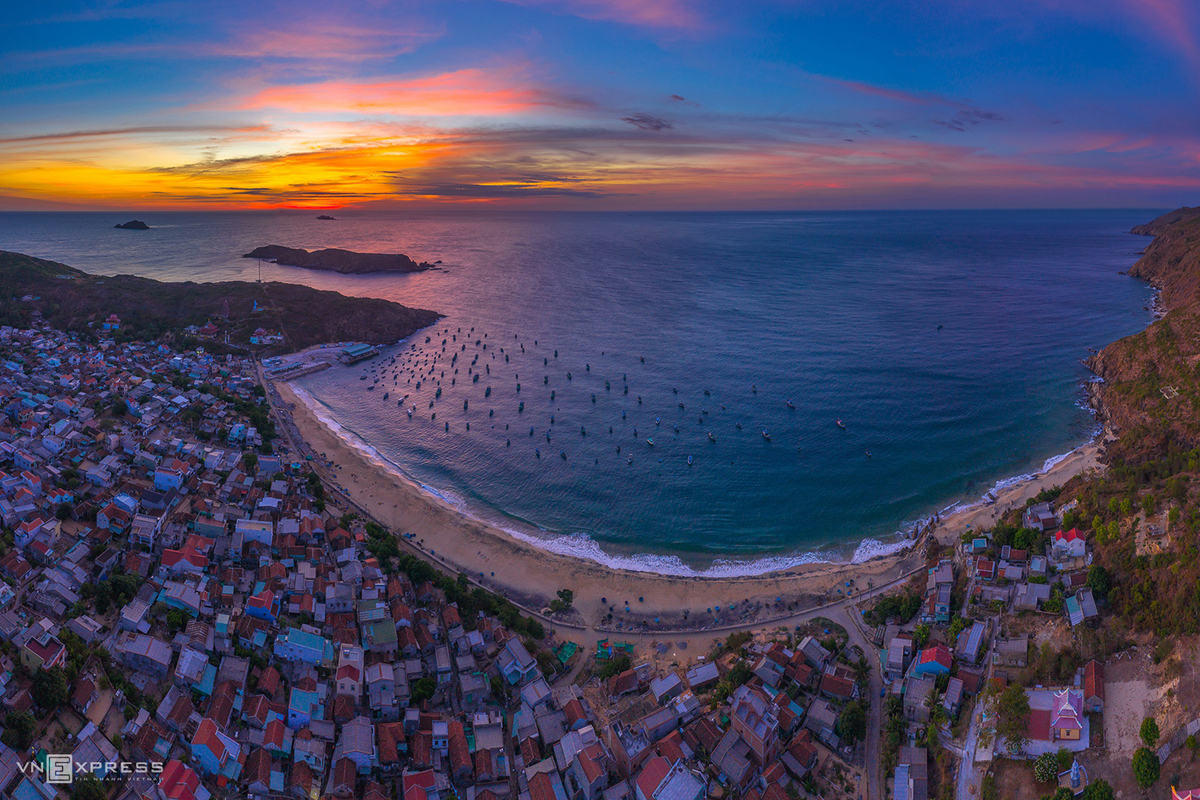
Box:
[500,0,705,31]
[233,68,588,117]
[208,22,440,62]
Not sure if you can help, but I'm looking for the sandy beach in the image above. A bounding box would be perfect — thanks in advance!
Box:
[270,378,1103,640]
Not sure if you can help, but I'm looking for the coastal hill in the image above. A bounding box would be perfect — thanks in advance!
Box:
[1129,206,1200,237]
[0,250,441,354]
[1088,207,1200,461]
[244,245,433,274]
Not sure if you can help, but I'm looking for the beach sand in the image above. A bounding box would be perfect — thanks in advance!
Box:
[271,379,1102,642]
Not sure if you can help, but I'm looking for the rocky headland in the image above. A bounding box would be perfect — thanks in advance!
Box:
[0,250,441,354]
[1087,207,1200,462]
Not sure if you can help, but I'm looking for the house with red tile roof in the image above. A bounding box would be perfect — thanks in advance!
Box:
[1053,528,1087,559]
[1083,660,1104,713]
[911,644,952,678]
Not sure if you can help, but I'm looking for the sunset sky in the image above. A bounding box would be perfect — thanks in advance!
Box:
[3,0,1200,210]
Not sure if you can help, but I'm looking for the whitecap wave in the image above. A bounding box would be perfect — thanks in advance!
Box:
[287,383,917,577]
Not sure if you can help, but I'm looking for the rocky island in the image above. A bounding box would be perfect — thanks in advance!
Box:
[0,250,441,354]
[244,244,432,274]
[114,219,149,229]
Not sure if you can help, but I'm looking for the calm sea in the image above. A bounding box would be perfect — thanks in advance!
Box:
[0,209,1157,573]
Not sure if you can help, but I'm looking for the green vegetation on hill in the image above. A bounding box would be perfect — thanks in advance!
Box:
[0,250,441,354]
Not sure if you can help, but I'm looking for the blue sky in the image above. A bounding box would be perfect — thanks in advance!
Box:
[2,0,1198,209]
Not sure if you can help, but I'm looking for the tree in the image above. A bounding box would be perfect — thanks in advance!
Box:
[1033,752,1058,783]
[996,685,1031,755]
[410,676,437,704]
[549,588,574,613]
[33,665,69,711]
[597,654,631,680]
[913,624,931,650]
[1188,734,1198,760]
[0,711,34,750]
[1132,747,1160,788]
[1141,716,1160,748]
[1086,564,1112,600]
[72,775,107,800]
[111,398,128,417]
[1083,779,1114,800]
[838,700,867,745]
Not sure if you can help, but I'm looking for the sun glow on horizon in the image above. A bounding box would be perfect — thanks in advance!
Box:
[2,0,1200,210]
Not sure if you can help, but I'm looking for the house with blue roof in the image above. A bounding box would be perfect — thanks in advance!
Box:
[275,628,334,666]
[288,687,321,728]
[191,717,243,782]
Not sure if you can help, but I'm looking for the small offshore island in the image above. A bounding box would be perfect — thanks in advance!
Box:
[113,219,149,229]
[244,244,434,274]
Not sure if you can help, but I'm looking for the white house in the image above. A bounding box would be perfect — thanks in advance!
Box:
[1052,528,1087,559]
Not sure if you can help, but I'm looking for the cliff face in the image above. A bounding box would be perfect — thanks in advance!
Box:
[1088,209,1200,462]
[244,245,433,274]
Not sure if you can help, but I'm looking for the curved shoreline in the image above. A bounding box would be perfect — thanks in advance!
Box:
[289,384,916,576]
[271,377,1103,629]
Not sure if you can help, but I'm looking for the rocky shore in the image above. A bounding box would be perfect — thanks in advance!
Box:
[1086,207,1200,462]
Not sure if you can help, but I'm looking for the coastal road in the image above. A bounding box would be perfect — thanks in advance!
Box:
[828,605,883,800]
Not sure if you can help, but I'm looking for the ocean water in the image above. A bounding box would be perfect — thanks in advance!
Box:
[0,209,1157,571]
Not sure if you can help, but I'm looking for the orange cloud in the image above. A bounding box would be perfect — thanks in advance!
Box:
[2,117,1199,211]
[235,68,584,117]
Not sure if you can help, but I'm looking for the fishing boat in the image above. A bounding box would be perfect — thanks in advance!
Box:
[536,448,541,458]
[786,400,795,409]
[383,392,388,400]
[735,422,743,430]
[836,419,846,429]
[762,430,772,441]
[707,432,717,442]
[647,438,655,447]
[655,418,661,426]
[560,451,567,460]
[687,455,693,465]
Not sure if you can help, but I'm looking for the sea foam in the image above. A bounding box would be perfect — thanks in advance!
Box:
[289,384,915,577]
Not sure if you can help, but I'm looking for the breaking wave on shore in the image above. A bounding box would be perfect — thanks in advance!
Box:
[289,384,916,577]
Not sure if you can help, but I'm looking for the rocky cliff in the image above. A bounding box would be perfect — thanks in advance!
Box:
[1088,208,1200,462]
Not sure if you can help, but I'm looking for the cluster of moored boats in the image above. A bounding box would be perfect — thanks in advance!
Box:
[355,325,864,466]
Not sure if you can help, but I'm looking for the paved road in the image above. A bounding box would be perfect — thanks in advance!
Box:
[829,605,883,800]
